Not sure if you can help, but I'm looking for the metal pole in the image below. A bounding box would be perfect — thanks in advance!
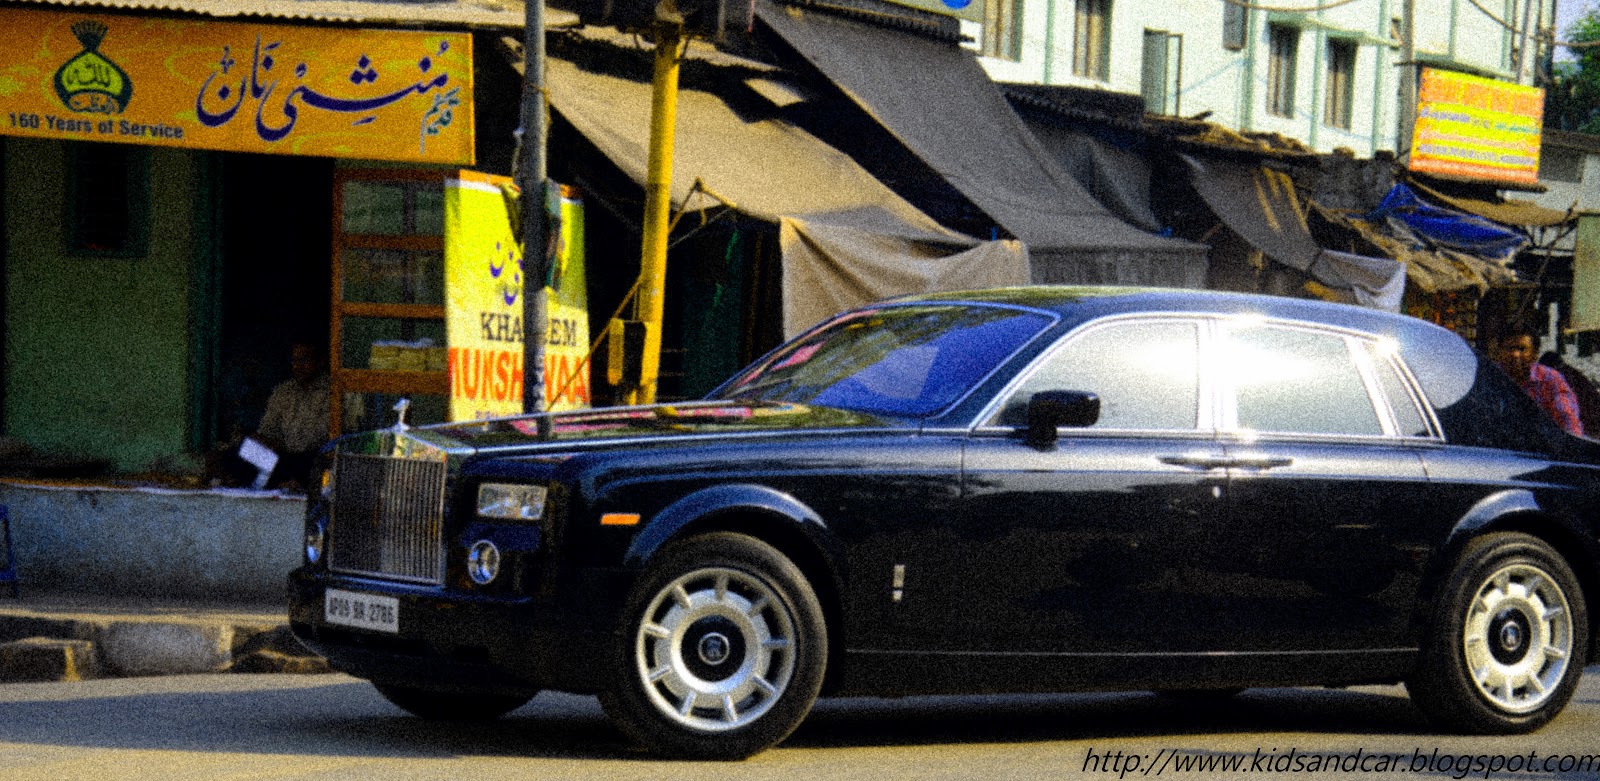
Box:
[626,19,683,406]
[519,0,550,414]
[1515,0,1537,84]
[1397,0,1417,158]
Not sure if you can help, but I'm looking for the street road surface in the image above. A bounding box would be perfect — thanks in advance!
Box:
[2,668,1598,780]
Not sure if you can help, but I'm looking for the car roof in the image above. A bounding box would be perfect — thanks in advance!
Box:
[897,285,1444,341]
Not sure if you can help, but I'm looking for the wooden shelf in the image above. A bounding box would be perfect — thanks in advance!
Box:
[334,368,450,396]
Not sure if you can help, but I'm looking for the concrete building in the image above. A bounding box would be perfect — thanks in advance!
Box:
[966,0,1553,157]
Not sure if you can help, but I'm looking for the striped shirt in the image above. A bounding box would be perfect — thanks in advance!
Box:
[1523,363,1584,437]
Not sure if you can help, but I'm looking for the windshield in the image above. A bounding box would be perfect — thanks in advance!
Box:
[711,304,1053,418]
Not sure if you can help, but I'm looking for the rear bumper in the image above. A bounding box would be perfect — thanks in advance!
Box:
[287,569,612,695]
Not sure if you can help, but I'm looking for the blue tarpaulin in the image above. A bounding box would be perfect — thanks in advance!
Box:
[1369,183,1529,262]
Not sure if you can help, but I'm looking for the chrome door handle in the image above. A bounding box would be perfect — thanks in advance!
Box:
[1159,455,1294,470]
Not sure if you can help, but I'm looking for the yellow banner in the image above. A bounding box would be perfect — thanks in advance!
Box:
[0,6,473,165]
[445,171,590,421]
[1410,68,1543,186]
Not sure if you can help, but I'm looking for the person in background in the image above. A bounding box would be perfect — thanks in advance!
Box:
[1540,350,1600,438]
[255,341,332,490]
[1491,330,1583,437]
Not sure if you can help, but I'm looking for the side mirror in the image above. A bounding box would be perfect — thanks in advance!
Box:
[1025,390,1100,447]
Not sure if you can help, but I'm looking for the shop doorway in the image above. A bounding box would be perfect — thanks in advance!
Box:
[213,153,334,449]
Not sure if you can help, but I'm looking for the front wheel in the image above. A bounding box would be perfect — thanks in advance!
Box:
[373,683,534,721]
[600,532,827,759]
[1407,532,1589,733]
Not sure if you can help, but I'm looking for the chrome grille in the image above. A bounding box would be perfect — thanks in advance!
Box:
[329,453,447,584]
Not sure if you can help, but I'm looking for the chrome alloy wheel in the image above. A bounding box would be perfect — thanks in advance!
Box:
[1462,563,1574,714]
[633,566,797,732]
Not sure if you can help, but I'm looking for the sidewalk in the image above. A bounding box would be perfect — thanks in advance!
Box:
[0,589,328,682]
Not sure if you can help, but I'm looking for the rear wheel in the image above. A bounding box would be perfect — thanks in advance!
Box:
[600,532,827,759]
[1407,532,1588,733]
[373,683,534,722]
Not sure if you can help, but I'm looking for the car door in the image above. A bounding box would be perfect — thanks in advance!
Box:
[945,316,1233,655]
[1205,320,1434,653]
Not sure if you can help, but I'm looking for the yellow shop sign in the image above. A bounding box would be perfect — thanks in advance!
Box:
[444,171,591,421]
[1410,69,1542,186]
[0,6,474,165]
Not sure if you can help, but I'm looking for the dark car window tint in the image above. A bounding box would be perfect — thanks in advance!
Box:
[1367,346,1431,437]
[1226,326,1383,436]
[716,305,1052,418]
[996,320,1200,430]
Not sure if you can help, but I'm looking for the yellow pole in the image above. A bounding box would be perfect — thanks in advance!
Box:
[627,20,682,405]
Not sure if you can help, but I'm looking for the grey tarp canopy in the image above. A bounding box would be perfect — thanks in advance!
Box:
[755,0,1208,287]
[535,29,1027,337]
[1182,155,1406,311]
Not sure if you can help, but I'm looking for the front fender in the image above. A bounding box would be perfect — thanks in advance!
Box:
[623,483,827,569]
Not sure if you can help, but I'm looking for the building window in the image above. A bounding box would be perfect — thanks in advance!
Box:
[1142,30,1183,115]
[982,0,1023,60]
[67,142,149,256]
[1324,38,1356,129]
[1222,1,1248,50]
[1266,24,1298,118]
[1073,0,1112,81]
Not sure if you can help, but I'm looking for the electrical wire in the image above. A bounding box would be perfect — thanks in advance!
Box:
[1216,0,1367,15]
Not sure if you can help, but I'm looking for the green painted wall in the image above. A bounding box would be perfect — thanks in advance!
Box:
[4,138,196,472]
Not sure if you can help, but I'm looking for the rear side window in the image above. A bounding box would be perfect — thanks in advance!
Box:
[994,319,1202,430]
[1222,324,1384,436]
[1366,344,1432,437]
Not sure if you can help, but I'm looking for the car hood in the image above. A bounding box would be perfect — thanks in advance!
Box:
[332,401,901,459]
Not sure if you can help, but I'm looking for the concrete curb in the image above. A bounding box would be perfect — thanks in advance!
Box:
[0,605,328,682]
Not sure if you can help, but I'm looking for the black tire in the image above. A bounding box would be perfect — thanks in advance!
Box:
[1406,532,1589,734]
[373,683,534,722]
[599,532,827,760]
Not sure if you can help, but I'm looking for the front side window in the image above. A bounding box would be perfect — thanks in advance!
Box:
[994,319,1202,430]
[1221,324,1383,436]
[1267,24,1299,118]
[716,305,1053,418]
[1073,0,1112,81]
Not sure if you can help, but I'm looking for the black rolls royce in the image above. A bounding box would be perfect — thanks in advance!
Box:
[288,286,1600,759]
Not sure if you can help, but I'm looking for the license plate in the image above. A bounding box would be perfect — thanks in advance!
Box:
[325,588,400,634]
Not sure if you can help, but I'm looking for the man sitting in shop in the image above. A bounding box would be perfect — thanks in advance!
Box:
[209,341,330,491]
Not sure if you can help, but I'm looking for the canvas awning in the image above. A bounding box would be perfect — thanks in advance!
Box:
[754,0,1207,287]
[1182,156,1406,310]
[530,29,1028,336]
[1407,178,1574,229]
[1016,119,1163,233]
[1307,203,1518,295]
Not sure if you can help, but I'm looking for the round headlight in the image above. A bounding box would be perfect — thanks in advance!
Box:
[305,523,326,564]
[467,540,501,585]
